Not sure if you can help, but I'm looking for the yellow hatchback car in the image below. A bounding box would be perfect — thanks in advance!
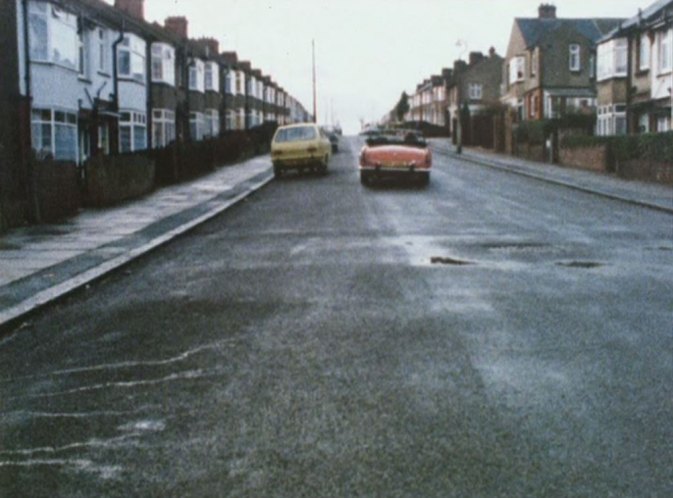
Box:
[270,123,332,178]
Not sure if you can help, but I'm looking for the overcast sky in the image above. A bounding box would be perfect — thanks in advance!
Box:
[125,0,644,133]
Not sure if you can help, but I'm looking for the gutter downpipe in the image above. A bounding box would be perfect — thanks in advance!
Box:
[112,23,125,154]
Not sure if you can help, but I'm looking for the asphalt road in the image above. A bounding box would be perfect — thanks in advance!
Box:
[1,137,672,497]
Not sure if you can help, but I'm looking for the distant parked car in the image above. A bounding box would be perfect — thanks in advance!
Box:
[359,131,431,186]
[271,123,332,178]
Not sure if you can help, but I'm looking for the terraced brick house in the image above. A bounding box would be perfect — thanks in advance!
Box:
[447,49,504,147]
[219,51,246,131]
[501,3,623,122]
[596,0,673,135]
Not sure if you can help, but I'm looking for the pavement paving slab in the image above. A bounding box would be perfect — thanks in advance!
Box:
[0,156,272,329]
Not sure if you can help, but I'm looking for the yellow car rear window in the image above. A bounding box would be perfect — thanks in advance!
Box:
[275,126,317,143]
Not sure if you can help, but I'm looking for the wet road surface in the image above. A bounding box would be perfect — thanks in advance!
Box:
[1,137,672,496]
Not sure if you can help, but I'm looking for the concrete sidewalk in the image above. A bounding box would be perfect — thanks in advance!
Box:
[0,155,273,330]
[429,139,673,214]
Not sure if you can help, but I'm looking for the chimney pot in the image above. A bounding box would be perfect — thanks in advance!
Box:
[538,3,557,19]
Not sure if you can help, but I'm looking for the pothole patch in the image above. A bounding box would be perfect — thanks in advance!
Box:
[430,256,473,266]
[556,261,603,269]
[481,242,548,251]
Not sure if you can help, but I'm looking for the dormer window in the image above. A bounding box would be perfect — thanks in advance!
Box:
[569,44,581,72]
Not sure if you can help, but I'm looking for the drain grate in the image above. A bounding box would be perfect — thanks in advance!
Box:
[557,261,603,269]
[430,256,473,266]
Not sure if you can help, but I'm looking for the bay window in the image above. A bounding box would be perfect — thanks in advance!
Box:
[119,111,147,152]
[204,109,220,137]
[189,60,205,92]
[204,62,219,91]
[225,110,235,131]
[190,112,205,141]
[31,108,78,161]
[225,71,234,94]
[28,2,78,69]
[118,34,146,82]
[152,109,176,148]
[597,38,627,81]
[151,43,176,85]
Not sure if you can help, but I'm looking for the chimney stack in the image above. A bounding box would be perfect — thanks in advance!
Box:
[196,37,220,57]
[221,52,238,64]
[165,16,189,39]
[489,46,497,58]
[468,51,485,66]
[114,0,144,20]
[538,3,557,19]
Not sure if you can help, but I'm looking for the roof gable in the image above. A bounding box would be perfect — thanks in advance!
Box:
[515,17,623,48]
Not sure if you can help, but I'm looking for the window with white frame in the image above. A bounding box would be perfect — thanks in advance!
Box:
[247,76,255,96]
[204,109,220,137]
[225,110,235,130]
[468,83,483,100]
[189,111,205,140]
[119,111,147,152]
[204,62,219,91]
[597,38,628,81]
[28,3,78,69]
[639,33,650,71]
[31,108,78,161]
[658,29,671,74]
[235,71,244,94]
[236,109,245,129]
[509,56,525,84]
[596,104,626,136]
[189,60,205,92]
[151,43,175,85]
[152,109,175,148]
[118,34,146,82]
[78,29,89,78]
[657,115,671,132]
[97,28,108,73]
[569,44,581,71]
[224,71,234,94]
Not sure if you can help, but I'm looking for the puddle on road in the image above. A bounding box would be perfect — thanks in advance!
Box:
[556,261,603,269]
[430,256,474,266]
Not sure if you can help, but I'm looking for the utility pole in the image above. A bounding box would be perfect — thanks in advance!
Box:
[312,39,317,123]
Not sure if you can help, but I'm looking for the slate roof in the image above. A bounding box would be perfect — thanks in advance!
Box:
[600,0,673,40]
[516,17,623,48]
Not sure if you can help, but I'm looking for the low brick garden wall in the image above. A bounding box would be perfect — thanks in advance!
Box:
[84,153,155,207]
[34,159,81,222]
[559,144,610,173]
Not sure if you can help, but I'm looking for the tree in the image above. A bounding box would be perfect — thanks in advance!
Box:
[395,92,410,123]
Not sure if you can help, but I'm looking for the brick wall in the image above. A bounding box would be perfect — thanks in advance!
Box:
[559,144,609,172]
